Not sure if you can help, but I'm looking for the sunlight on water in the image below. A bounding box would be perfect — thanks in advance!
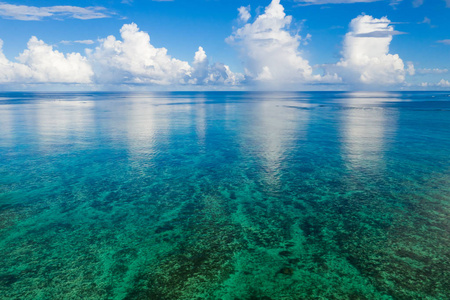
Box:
[0,92,449,299]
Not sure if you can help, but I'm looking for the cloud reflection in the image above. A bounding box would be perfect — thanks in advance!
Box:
[195,97,207,147]
[125,97,157,161]
[35,97,94,152]
[340,92,398,172]
[0,106,14,147]
[245,93,310,186]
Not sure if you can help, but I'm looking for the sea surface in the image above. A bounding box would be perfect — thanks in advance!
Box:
[0,91,449,299]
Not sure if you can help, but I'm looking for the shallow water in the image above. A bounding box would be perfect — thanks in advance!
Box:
[0,91,449,299]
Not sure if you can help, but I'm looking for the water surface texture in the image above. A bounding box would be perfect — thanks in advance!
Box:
[0,92,449,299]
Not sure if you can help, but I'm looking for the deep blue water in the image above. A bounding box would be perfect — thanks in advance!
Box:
[0,91,449,299]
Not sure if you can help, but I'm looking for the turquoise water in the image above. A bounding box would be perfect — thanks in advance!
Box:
[0,92,449,299]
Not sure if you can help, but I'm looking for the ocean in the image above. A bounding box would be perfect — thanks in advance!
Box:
[0,91,449,299]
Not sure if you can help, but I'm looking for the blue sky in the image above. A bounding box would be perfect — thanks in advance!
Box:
[0,0,449,90]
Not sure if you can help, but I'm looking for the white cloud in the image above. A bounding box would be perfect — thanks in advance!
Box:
[189,46,243,85]
[60,40,95,45]
[418,79,450,88]
[238,6,251,22]
[417,68,448,74]
[437,39,450,45]
[328,15,409,86]
[87,23,191,85]
[418,17,431,25]
[437,79,450,87]
[303,33,312,45]
[88,23,241,86]
[406,61,415,75]
[0,23,242,87]
[352,29,406,37]
[0,40,28,83]
[0,37,93,83]
[75,40,95,45]
[227,0,327,87]
[191,46,209,82]
[389,0,403,7]
[413,0,424,7]
[0,3,111,21]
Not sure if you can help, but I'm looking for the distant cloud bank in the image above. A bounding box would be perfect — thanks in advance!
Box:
[0,23,241,87]
[0,0,447,89]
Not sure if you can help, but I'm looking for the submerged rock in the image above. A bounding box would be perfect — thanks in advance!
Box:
[279,250,293,257]
[278,267,294,275]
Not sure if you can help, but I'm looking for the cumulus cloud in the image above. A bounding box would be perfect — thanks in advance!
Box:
[191,46,209,82]
[0,37,93,83]
[419,79,450,88]
[0,23,241,87]
[189,47,243,85]
[437,79,450,87]
[406,61,415,75]
[328,15,409,86]
[87,23,191,85]
[227,0,328,87]
[0,40,27,83]
[0,3,111,21]
[87,23,241,86]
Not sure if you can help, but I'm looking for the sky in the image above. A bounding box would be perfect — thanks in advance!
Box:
[0,0,449,90]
